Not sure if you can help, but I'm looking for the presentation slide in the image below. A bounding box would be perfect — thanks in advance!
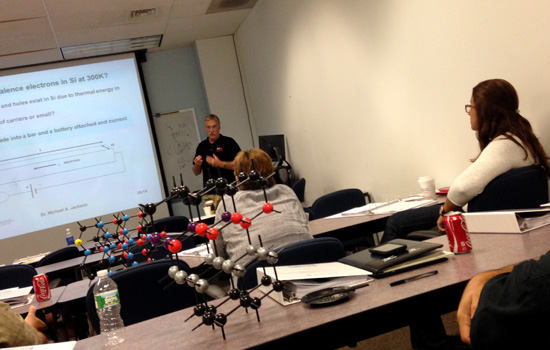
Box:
[0,54,165,240]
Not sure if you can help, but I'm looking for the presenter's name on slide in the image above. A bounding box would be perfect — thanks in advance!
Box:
[42,204,88,216]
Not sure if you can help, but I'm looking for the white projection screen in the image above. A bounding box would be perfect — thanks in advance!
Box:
[0,53,168,249]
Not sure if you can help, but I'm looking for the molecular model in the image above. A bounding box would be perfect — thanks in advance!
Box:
[160,165,288,340]
[73,164,290,340]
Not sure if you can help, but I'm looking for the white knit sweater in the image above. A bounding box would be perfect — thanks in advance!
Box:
[447,135,536,207]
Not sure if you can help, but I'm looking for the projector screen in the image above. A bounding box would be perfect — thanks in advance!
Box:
[0,53,166,240]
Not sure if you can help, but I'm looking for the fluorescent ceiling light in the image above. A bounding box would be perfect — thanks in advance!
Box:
[61,35,162,60]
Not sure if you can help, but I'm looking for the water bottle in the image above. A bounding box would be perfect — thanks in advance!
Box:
[93,269,125,346]
[65,228,75,246]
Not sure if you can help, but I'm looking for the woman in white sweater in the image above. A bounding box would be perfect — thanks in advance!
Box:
[383,79,550,242]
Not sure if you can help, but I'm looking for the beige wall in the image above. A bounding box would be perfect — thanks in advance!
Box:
[195,36,255,151]
[234,0,550,203]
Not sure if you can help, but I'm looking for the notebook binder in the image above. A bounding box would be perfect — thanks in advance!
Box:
[338,239,446,277]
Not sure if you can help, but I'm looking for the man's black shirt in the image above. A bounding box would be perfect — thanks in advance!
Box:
[194,134,241,187]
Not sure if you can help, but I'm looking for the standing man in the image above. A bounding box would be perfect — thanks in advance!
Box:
[193,114,240,208]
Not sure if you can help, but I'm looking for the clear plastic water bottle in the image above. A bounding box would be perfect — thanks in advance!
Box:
[65,228,75,246]
[93,269,125,346]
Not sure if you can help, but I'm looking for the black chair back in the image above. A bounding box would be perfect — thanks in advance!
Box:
[241,237,346,289]
[35,246,83,267]
[129,235,195,263]
[86,259,195,333]
[0,264,37,290]
[468,165,548,212]
[35,246,84,287]
[407,165,549,241]
[309,188,367,220]
[292,178,306,202]
[149,216,190,233]
[131,216,194,263]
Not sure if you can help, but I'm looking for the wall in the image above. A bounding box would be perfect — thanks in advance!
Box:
[234,0,550,203]
[141,48,210,217]
[142,48,210,140]
[141,39,255,217]
[195,36,255,151]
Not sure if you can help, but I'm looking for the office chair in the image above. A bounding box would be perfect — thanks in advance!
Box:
[35,246,84,288]
[146,216,190,234]
[0,264,37,290]
[292,178,306,202]
[407,165,549,241]
[85,259,195,334]
[128,233,195,263]
[36,246,83,267]
[240,237,346,290]
[308,188,369,221]
[129,216,195,263]
[306,188,373,250]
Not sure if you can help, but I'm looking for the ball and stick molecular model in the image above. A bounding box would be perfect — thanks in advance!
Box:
[72,162,290,339]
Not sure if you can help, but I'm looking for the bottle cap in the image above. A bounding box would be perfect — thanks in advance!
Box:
[97,269,108,277]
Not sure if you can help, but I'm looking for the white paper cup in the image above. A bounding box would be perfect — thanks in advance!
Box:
[418,176,436,199]
[203,206,212,216]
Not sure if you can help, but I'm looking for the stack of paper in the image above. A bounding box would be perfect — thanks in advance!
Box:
[329,196,437,218]
[257,262,373,305]
[0,286,33,309]
[177,244,209,257]
[13,252,50,265]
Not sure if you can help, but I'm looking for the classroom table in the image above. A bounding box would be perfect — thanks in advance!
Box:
[35,252,108,277]
[13,286,66,315]
[73,224,550,349]
[308,196,445,247]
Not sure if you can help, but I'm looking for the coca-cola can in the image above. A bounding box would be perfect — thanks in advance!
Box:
[444,211,473,254]
[33,274,51,302]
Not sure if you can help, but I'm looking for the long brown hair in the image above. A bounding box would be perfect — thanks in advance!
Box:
[234,148,277,190]
[472,79,550,176]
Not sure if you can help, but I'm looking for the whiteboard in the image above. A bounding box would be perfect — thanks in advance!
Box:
[153,108,203,196]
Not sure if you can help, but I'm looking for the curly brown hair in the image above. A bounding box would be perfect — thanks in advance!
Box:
[234,148,277,190]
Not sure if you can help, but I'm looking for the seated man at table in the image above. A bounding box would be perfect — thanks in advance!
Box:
[0,303,47,347]
[457,251,550,349]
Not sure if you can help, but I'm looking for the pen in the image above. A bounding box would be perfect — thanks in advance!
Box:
[389,270,438,287]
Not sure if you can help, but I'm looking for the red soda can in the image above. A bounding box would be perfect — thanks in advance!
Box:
[443,211,472,254]
[33,274,51,302]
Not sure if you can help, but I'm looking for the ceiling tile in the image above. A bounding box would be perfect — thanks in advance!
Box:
[0,0,47,21]
[0,49,62,70]
[0,33,58,56]
[169,0,211,18]
[161,9,250,49]
[0,18,53,39]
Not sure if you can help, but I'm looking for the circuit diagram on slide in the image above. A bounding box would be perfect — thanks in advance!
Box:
[0,141,126,205]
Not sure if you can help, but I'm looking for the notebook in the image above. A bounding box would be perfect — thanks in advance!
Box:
[338,239,448,278]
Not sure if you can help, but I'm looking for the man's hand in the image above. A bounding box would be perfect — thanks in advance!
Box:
[457,267,513,345]
[206,154,221,167]
[25,306,47,331]
[193,155,203,175]
[25,306,47,344]
[194,155,203,166]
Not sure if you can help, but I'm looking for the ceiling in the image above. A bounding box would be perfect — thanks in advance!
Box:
[0,0,257,70]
